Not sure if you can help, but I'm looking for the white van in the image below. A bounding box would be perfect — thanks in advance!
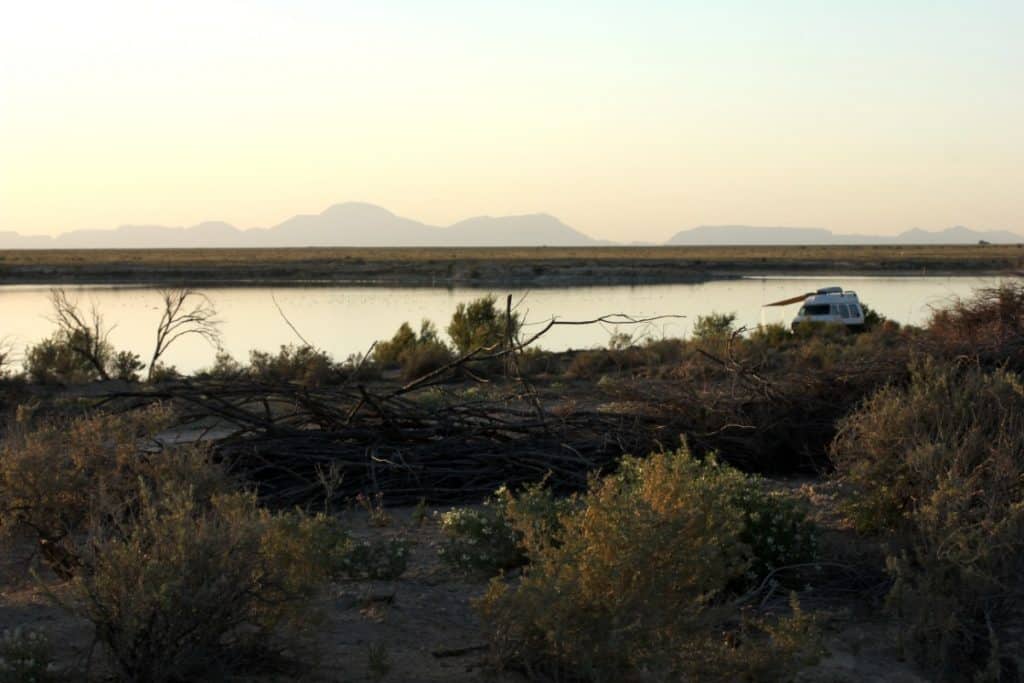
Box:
[789,287,865,330]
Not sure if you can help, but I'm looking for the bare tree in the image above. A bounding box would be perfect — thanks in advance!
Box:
[148,288,222,380]
[0,337,14,377]
[49,288,113,380]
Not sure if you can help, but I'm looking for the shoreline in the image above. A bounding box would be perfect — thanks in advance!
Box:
[0,245,1020,287]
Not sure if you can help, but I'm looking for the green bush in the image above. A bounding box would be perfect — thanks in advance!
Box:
[478,448,820,680]
[374,321,418,366]
[438,483,567,575]
[24,331,107,384]
[831,360,1024,677]
[249,344,336,387]
[447,295,521,354]
[692,312,737,341]
[337,537,412,580]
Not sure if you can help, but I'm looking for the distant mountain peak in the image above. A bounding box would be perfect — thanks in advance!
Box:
[322,201,397,217]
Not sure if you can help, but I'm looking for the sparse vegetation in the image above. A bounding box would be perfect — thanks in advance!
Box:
[4,281,1024,681]
[477,447,821,680]
[832,359,1024,678]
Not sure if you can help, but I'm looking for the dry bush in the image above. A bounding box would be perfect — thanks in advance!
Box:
[199,350,245,379]
[514,347,557,376]
[399,341,454,381]
[0,406,398,680]
[0,406,231,575]
[926,282,1024,369]
[63,484,351,682]
[634,324,915,473]
[478,447,820,681]
[831,360,1024,678]
[564,344,664,379]
[24,331,107,384]
[748,322,793,349]
[642,337,685,365]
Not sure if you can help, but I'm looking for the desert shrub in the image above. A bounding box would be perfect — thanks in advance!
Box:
[790,319,850,342]
[64,484,350,683]
[564,349,614,379]
[860,302,888,330]
[564,345,656,379]
[338,352,381,382]
[374,321,417,366]
[438,484,567,575]
[692,311,737,341]
[642,336,685,364]
[249,344,336,387]
[447,295,521,354]
[0,407,231,575]
[606,331,633,351]
[831,360,1024,677]
[147,362,180,383]
[399,341,453,381]
[201,351,244,379]
[439,503,522,575]
[0,626,56,682]
[337,538,412,580]
[926,283,1024,369]
[24,331,106,384]
[749,322,792,348]
[110,350,145,382]
[514,347,555,376]
[478,448,820,680]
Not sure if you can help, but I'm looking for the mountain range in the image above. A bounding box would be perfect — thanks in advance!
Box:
[0,202,1020,248]
[665,224,1024,246]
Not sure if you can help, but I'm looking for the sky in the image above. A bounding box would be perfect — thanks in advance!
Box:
[2,1,1022,242]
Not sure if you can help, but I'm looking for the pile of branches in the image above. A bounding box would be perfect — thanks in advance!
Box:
[608,329,914,472]
[102,310,681,507]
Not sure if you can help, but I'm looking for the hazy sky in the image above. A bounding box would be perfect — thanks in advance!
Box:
[2,1,1022,242]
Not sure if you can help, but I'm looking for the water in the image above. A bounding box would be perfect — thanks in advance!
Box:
[0,275,1012,373]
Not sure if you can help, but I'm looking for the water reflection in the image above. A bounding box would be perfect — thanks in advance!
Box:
[0,275,1010,373]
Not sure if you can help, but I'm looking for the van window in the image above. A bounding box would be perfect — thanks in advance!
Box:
[800,304,830,316]
[849,304,862,318]
[837,303,850,318]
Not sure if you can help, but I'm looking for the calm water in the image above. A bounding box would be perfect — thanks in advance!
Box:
[0,275,1013,373]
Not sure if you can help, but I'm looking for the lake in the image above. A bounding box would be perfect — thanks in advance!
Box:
[0,275,1013,373]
